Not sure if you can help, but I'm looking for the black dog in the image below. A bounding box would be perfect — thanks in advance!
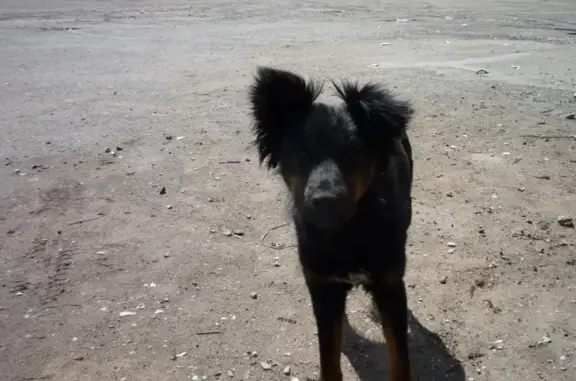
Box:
[249,67,415,381]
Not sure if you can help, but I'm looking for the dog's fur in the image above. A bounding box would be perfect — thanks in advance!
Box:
[249,67,415,381]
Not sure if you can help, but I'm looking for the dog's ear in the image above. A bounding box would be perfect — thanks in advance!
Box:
[249,67,322,168]
[333,81,413,143]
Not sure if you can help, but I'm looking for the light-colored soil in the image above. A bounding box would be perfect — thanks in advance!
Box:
[1,1,575,380]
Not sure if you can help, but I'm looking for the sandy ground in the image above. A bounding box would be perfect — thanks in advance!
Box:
[1,1,576,380]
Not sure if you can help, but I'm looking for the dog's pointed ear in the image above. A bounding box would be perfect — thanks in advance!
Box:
[333,81,413,143]
[249,67,322,168]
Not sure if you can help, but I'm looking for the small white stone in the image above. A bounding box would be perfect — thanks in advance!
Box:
[489,339,504,350]
[119,311,137,317]
[260,362,272,370]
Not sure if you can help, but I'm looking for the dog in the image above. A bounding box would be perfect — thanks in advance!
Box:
[249,67,415,381]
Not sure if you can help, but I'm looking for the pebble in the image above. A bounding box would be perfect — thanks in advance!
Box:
[166,205,173,210]
[233,229,245,236]
[467,351,484,360]
[566,113,575,120]
[557,216,574,228]
[160,187,166,195]
[250,292,258,300]
[227,370,234,377]
[119,311,137,317]
[447,242,456,247]
[259,362,272,370]
[476,69,489,75]
[440,276,448,284]
[529,335,552,348]
[175,352,187,358]
[489,339,504,350]
[222,229,232,236]
[283,366,291,375]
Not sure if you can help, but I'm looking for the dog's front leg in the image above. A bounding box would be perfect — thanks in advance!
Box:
[371,279,412,381]
[305,275,348,381]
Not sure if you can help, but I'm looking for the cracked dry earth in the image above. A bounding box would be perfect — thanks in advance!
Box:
[1,1,575,381]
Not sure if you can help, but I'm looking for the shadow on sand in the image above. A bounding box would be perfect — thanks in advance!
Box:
[343,309,466,381]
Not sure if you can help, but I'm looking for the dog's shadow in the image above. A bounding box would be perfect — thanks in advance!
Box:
[343,309,465,381]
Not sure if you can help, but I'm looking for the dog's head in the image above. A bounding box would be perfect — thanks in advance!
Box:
[249,67,413,229]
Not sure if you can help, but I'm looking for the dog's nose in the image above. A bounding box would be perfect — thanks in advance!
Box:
[310,193,341,211]
[305,192,355,228]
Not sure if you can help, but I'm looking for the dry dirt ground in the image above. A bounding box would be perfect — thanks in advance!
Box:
[1,1,576,381]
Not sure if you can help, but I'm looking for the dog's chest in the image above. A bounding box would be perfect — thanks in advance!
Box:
[329,271,372,286]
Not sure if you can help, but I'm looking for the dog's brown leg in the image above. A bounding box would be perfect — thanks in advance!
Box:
[306,276,348,381]
[371,279,412,381]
